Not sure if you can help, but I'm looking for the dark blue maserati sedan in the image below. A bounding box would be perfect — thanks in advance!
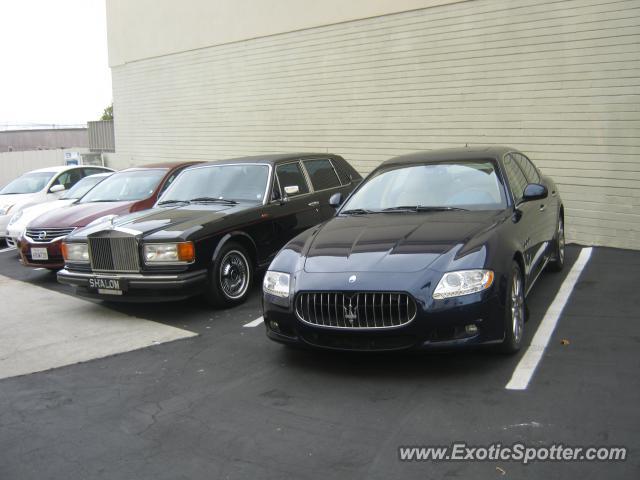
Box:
[262,146,565,353]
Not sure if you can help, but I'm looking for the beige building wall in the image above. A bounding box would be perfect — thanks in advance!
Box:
[0,150,66,187]
[106,0,640,250]
[106,0,465,66]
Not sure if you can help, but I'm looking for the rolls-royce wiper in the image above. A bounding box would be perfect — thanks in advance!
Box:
[189,197,238,205]
[340,208,381,215]
[383,205,469,212]
[157,199,190,206]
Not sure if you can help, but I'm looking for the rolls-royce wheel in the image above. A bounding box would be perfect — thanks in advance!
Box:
[548,215,565,272]
[205,242,253,307]
[499,261,525,354]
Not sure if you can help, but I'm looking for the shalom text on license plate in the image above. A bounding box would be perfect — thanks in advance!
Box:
[89,277,122,294]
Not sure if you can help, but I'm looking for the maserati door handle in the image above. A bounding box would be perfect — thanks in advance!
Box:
[308,201,320,207]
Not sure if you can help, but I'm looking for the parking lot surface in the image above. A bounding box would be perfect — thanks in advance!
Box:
[0,244,638,479]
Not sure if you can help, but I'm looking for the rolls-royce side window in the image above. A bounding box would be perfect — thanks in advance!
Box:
[275,162,309,197]
[302,159,341,190]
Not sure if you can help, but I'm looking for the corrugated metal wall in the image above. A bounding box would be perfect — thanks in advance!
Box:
[88,120,115,152]
[111,0,640,250]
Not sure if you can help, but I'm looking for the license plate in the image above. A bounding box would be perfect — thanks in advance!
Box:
[31,248,48,260]
[88,277,126,292]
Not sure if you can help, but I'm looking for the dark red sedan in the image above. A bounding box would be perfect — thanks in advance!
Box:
[18,162,200,269]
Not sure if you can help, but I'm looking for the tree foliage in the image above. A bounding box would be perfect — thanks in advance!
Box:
[100,103,113,121]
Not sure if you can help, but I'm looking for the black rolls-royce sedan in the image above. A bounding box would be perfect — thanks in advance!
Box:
[57,153,361,306]
[263,146,565,353]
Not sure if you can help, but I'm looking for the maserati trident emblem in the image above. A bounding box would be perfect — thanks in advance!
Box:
[343,301,358,324]
[348,275,357,284]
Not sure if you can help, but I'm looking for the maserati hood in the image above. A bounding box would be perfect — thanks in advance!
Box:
[303,211,501,273]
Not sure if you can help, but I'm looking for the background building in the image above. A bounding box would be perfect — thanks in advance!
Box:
[105,0,640,250]
[0,127,87,152]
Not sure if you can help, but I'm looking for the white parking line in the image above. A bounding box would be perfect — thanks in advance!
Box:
[243,316,264,327]
[506,247,593,390]
[0,247,16,253]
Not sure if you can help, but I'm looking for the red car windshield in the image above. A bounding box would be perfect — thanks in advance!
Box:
[79,169,167,203]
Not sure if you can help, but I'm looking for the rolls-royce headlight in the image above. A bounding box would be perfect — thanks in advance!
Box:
[143,242,195,263]
[61,242,89,263]
[433,269,494,299]
[263,271,290,298]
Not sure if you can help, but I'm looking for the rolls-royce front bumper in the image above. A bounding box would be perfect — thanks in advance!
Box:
[57,268,208,302]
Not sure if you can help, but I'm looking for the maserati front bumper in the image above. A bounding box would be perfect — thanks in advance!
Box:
[262,271,508,351]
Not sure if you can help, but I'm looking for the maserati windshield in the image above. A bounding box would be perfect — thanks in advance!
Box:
[0,171,55,194]
[159,164,270,204]
[80,169,166,203]
[341,161,506,213]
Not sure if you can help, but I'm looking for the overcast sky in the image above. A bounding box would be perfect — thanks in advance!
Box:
[0,0,111,130]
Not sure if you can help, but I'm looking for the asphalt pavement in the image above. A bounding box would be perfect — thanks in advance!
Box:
[0,243,638,479]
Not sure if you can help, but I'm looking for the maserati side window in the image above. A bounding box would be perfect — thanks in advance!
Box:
[275,162,309,197]
[514,153,541,184]
[302,159,341,191]
[503,154,529,203]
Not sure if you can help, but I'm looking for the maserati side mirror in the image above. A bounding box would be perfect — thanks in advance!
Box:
[522,183,548,202]
[49,184,65,193]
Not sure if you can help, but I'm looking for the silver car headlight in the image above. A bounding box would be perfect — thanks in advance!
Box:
[8,209,23,225]
[62,242,89,263]
[143,242,195,263]
[433,269,494,299]
[263,271,290,298]
[0,204,15,216]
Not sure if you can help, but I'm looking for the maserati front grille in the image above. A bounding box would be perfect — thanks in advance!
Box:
[25,227,76,242]
[295,292,417,329]
[88,236,139,272]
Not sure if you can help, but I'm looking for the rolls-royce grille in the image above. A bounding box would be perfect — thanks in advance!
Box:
[25,227,76,242]
[296,292,417,329]
[88,236,139,272]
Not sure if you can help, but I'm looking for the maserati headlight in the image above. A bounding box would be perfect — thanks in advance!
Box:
[8,209,23,225]
[61,242,89,263]
[263,271,290,298]
[143,242,195,263]
[433,269,494,299]
[0,204,15,216]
